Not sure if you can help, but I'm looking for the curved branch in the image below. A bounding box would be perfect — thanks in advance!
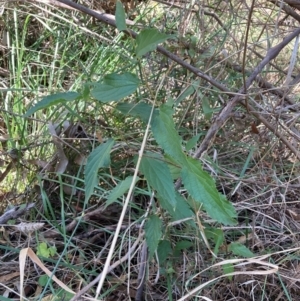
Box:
[268,0,300,23]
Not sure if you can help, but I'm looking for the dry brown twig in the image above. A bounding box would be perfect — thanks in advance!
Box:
[69,230,144,301]
[0,203,35,225]
[268,0,300,23]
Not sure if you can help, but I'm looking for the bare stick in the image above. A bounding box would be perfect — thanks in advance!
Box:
[0,203,35,225]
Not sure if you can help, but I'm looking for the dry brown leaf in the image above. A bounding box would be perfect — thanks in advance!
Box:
[40,295,55,301]
[34,285,43,298]
[96,131,103,143]
[48,122,68,174]
[14,222,45,234]
[74,154,87,165]
[63,184,77,196]
[0,161,14,183]
[27,159,54,171]
[0,134,10,142]
[286,208,300,221]
[64,122,87,138]
[19,247,75,301]
[0,271,20,283]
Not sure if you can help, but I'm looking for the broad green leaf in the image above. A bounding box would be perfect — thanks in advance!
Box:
[81,83,91,100]
[115,0,127,31]
[54,289,75,300]
[0,296,14,301]
[91,73,139,102]
[24,91,79,117]
[157,240,172,264]
[205,227,224,256]
[199,45,216,59]
[174,240,193,256]
[202,97,214,119]
[166,97,175,107]
[38,274,50,286]
[158,192,195,224]
[151,105,186,164]
[145,215,162,259]
[185,133,202,151]
[37,242,50,258]
[181,157,237,225]
[49,246,57,256]
[116,102,157,123]
[164,154,181,179]
[166,267,176,274]
[140,152,176,207]
[136,28,171,57]
[222,263,234,281]
[229,242,254,258]
[0,297,13,301]
[174,80,199,107]
[174,85,195,107]
[85,139,114,202]
[106,176,139,207]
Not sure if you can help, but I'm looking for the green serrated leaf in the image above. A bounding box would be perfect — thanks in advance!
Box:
[157,240,172,264]
[140,152,176,208]
[85,139,115,202]
[151,105,186,164]
[37,242,50,258]
[145,215,162,259]
[174,240,193,256]
[91,73,139,102]
[158,192,195,224]
[116,102,157,123]
[164,154,181,179]
[115,0,127,31]
[106,176,139,207]
[136,28,172,57]
[24,92,79,117]
[229,242,254,258]
[181,157,237,225]
[166,97,175,107]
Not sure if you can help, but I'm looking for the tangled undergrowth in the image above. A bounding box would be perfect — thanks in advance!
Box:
[1,0,300,300]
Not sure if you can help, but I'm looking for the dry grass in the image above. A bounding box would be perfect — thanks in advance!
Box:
[1,0,300,300]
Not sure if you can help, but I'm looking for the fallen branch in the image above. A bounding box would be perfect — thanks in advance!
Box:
[0,203,35,225]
